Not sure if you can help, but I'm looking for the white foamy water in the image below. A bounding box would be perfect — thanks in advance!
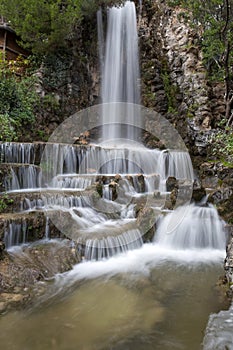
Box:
[4,165,41,191]
[54,243,225,291]
[155,203,227,250]
[101,1,140,142]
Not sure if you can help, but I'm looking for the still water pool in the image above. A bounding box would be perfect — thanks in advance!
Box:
[0,244,229,350]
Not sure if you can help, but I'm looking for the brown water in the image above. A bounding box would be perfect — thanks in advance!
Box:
[0,245,228,350]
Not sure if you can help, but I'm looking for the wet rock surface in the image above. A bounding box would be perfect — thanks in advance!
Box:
[225,226,233,299]
[0,240,81,313]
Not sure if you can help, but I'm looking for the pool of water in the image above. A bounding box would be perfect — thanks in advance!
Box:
[0,244,229,350]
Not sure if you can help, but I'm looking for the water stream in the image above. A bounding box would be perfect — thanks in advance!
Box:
[0,1,232,348]
[0,244,228,350]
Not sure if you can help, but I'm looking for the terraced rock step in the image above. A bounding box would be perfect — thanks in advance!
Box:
[0,163,42,191]
[0,188,95,213]
[0,142,194,179]
[0,142,45,165]
[0,211,64,248]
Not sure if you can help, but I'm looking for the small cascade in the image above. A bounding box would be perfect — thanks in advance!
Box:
[21,194,89,211]
[3,212,62,249]
[102,185,113,200]
[40,144,194,194]
[4,165,41,191]
[84,228,143,260]
[4,222,28,248]
[45,216,50,239]
[155,203,227,250]
[51,174,95,189]
[165,150,194,180]
[144,174,160,193]
[41,143,78,182]
[21,197,45,211]
[0,142,35,164]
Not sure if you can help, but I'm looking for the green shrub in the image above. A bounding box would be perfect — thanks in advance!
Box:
[0,113,17,141]
[0,57,38,141]
[209,122,233,163]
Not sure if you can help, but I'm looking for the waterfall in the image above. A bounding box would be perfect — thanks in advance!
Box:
[4,165,42,191]
[155,203,227,250]
[0,2,195,254]
[84,229,143,260]
[0,142,35,164]
[100,1,141,143]
[4,222,28,248]
[1,2,225,263]
[97,8,104,73]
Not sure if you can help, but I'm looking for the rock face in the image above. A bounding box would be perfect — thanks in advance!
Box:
[159,5,220,156]
[0,240,81,313]
[139,1,168,115]
[225,226,233,298]
[138,1,226,157]
[31,14,100,141]
[161,8,211,124]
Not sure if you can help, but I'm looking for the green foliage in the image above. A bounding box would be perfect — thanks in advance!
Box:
[0,56,38,141]
[167,0,233,82]
[0,113,17,141]
[168,0,182,6]
[0,0,119,54]
[42,51,72,90]
[42,94,60,112]
[209,121,233,162]
[0,0,83,54]
[35,129,48,142]
[0,193,14,213]
[161,70,179,114]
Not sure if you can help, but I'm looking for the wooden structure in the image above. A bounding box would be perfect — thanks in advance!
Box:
[0,19,29,60]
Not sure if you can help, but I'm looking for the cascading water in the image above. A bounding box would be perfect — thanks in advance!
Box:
[0,1,207,257]
[0,0,224,265]
[0,1,195,255]
[100,1,141,142]
[155,203,227,250]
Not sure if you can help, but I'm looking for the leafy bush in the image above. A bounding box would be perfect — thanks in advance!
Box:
[0,0,82,54]
[42,51,72,90]
[0,57,38,141]
[209,122,233,164]
[0,113,17,141]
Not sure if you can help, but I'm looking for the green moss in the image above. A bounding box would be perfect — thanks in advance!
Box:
[161,70,179,114]
[209,128,233,164]
[95,183,103,197]
[167,0,182,6]
[0,193,14,213]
